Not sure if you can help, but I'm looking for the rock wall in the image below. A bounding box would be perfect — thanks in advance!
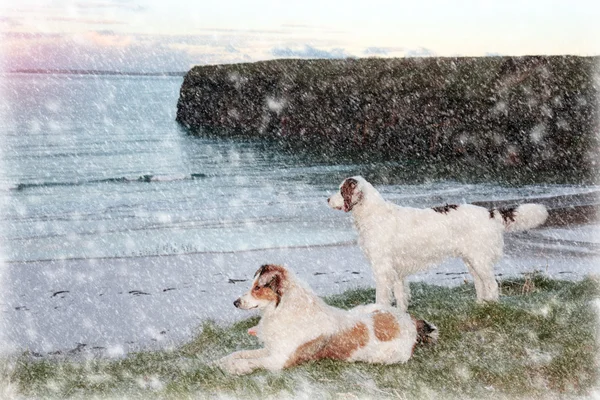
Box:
[176,56,599,178]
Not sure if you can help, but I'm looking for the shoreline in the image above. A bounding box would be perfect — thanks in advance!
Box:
[4,191,598,266]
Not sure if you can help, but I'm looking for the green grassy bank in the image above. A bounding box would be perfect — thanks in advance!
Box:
[6,275,599,399]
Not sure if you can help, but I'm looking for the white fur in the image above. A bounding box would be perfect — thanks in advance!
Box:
[328,176,549,310]
[219,266,426,375]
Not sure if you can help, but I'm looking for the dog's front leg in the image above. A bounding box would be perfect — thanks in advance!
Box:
[218,348,270,374]
[221,348,270,361]
[218,349,263,375]
[371,258,395,306]
[219,351,283,375]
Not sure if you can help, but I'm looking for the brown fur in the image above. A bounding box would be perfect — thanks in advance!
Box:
[372,311,401,341]
[254,264,288,281]
[498,207,517,223]
[413,318,436,345]
[254,264,287,306]
[284,322,369,368]
[284,335,327,368]
[489,206,517,223]
[340,178,359,211]
[252,286,279,303]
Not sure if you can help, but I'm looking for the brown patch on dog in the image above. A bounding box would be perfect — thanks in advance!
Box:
[499,207,516,223]
[284,322,369,368]
[251,286,279,303]
[411,317,438,355]
[254,264,287,280]
[284,335,328,368]
[315,322,370,360]
[372,311,401,341]
[340,178,359,212]
[489,206,517,223]
[413,317,437,345]
[432,204,459,214]
[253,264,288,306]
[411,317,418,356]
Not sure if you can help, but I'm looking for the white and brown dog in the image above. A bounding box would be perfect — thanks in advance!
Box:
[218,264,437,375]
[328,176,549,311]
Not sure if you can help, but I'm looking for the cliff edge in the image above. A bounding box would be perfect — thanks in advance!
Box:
[176,56,598,178]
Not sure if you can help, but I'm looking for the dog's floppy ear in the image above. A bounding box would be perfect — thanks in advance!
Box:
[254,264,287,306]
[340,178,361,212]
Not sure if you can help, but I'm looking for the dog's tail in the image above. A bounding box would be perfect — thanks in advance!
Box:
[415,319,438,345]
[489,203,548,232]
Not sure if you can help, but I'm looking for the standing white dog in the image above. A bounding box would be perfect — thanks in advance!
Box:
[219,264,437,375]
[328,176,548,311]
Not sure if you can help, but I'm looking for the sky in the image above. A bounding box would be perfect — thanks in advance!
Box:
[1,0,599,72]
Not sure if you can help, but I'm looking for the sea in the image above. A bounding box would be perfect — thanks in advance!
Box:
[0,73,597,264]
[1,73,599,354]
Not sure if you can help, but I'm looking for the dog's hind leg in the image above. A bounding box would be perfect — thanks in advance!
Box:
[464,258,499,302]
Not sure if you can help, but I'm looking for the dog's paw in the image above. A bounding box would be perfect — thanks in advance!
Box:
[218,356,255,375]
[217,354,237,373]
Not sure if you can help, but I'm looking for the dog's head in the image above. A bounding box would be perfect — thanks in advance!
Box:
[328,176,365,212]
[233,264,288,310]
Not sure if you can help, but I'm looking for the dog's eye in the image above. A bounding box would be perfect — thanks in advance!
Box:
[253,285,260,291]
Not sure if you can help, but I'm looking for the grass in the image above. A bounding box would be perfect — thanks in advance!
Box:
[5,274,599,399]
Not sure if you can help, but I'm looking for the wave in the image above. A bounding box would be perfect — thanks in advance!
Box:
[10,173,208,192]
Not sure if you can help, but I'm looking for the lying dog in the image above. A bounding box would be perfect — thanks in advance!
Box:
[328,176,548,310]
[218,264,437,375]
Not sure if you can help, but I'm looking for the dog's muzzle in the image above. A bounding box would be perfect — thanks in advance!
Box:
[327,195,343,210]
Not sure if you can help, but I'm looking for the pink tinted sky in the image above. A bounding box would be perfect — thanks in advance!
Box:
[1,0,599,72]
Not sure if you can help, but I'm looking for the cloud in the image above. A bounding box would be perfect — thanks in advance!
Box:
[404,47,436,57]
[80,31,132,47]
[195,27,288,35]
[224,44,240,53]
[280,23,320,29]
[46,16,127,25]
[364,47,389,55]
[363,46,406,55]
[363,46,440,58]
[270,44,350,59]
[0,17,21,27]
[0,32,63,39]
[74,0,147,12]
[1,32,256,72]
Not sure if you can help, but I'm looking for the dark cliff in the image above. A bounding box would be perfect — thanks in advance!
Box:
[176,56,599,179]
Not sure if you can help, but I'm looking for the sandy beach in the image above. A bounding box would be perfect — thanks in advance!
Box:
[1,202,598,357]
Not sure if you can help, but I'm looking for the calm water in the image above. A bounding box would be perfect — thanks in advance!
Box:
[0,73,596,263]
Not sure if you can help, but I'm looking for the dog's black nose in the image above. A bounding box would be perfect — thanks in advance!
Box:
[327,197,330,203]
[233,298,241,308]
